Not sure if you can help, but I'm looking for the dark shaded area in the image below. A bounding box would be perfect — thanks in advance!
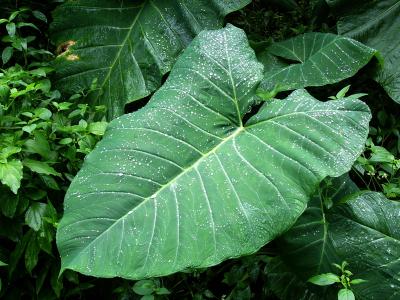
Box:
[124,72,169,114]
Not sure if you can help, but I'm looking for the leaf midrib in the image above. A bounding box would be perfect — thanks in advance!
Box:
[66,106,350,265]
[93,3,145,109]
[65,126,244,267]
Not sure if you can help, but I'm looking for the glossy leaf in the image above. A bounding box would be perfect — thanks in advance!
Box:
[257,33,379,97]
[50,0,251,119]
[331,0,400,103]
[308,273,340,286]
[57,25,370,279]
[269,177,400,299]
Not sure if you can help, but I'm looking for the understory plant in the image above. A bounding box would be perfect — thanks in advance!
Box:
[1,0,399,299]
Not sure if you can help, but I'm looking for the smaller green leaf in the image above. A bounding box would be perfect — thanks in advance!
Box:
[370,146,395,163]
[34,108,52,120]
[8,9,25,21]
[140,296,154,300]
[338,289,355,300]
[24,132,53,160]
[8,230,33,276]
[88,121,107,136]
[32,10,47,23]
[350,279,367,285]
[308,273,340,286]
[22,124,37,134]
[23,159,61,177]
[2,47,13,65]
[0,85,10,102]
[59,138,73,145]
[16,22,39,31]
[0,160,23,194]
[53,101,72,111]
[336,85,351,99]
[132,280,156,296]
[27,189,46,201]
[344,270,353,276]
[6,22,16,36]
[25,203,47,231]
[40,175,60,190]
[155,287,171,295]
[0,146,21,160]
[0,260,7,267]
[25,234,40,273]
[29,68,47,77]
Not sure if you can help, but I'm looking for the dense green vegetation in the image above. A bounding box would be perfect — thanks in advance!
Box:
[0,1,399,299]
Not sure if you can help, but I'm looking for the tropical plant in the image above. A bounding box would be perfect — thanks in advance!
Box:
[57,25,372,279]
[1,1,399,299]
[50,0,251,119]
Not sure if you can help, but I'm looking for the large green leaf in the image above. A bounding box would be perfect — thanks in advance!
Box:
[329,0,400,103]
[257,33,379,97]
[57,25,371,279]
[269,176,400,299]
[50,0,250,119]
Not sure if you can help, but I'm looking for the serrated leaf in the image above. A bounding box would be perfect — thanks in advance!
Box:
[57,25,370,280]
[50,0,251,119]
[0,160,23,194]
[257,33,379,97]
[268,177,400,299]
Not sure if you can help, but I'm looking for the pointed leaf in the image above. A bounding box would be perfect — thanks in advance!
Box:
[269,178,400,299]
[57,25,371,280]
[308,273,340,286]
[2,47,13,65]
[0,160,23,194]
[257,33,379,97]
[50,0,251,119]
[25,203,47,231]
[23,159,61,177]
[331,0,400,103]
[338,289,355,300]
